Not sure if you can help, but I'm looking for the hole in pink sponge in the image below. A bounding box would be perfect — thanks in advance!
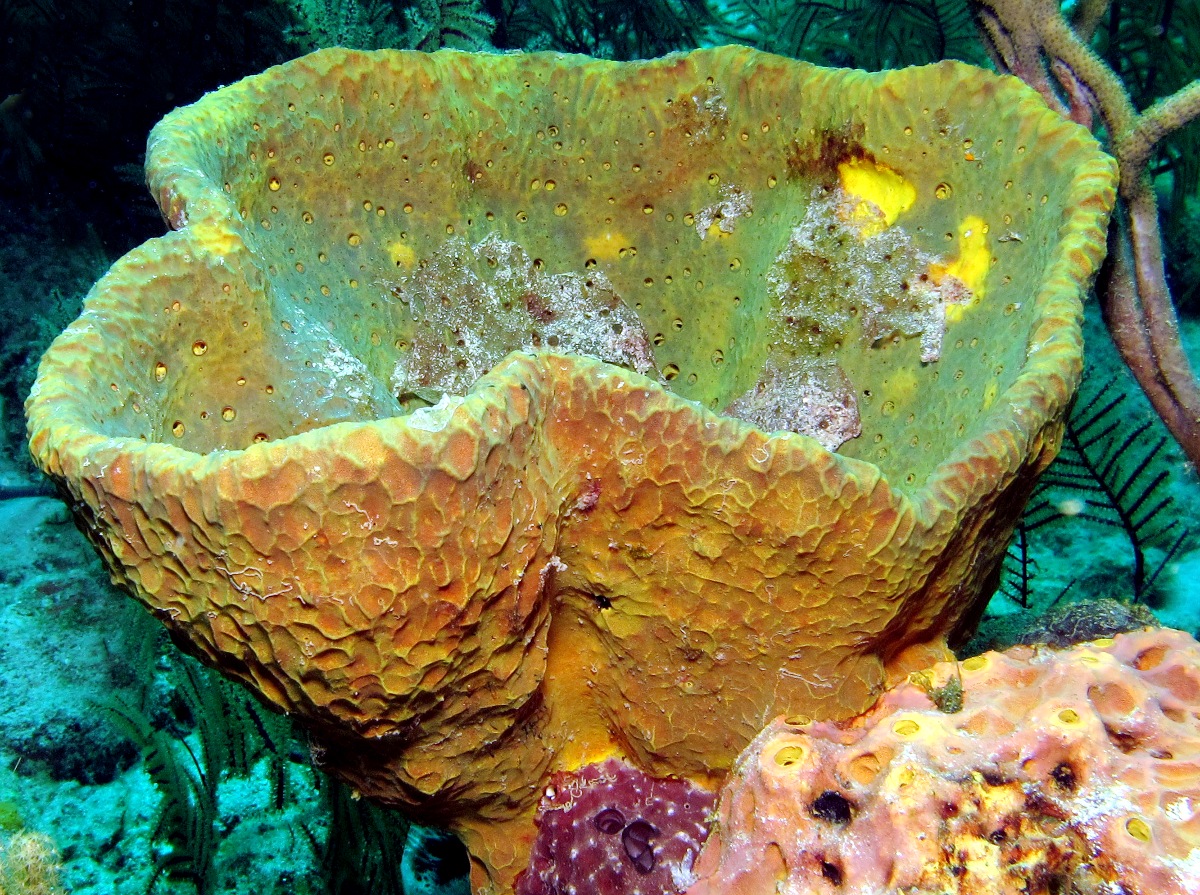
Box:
[809,789,853,824]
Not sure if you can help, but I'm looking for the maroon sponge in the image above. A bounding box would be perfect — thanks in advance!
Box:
[516,758,717,895]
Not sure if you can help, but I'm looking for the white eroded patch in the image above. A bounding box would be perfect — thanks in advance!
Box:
[406,394,465,432]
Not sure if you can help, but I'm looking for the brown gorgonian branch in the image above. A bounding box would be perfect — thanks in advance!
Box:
[969,0,1200,469]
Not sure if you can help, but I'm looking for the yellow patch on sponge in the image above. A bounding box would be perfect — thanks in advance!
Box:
[885,366,920,405]
[388,241,416,268]
[983,379,999,410]
[932,215,991,322]
[584,230,629,261]
[838,158,916,235]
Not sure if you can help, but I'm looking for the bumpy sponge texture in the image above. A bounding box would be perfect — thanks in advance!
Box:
[26,47,1115,891]
[687,627,1200,895]
[517,758,716,895]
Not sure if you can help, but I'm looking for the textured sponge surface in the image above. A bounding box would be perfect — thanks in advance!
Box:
[25,47,1117,893]
[517,758,716,895]
[688,627,1200,895]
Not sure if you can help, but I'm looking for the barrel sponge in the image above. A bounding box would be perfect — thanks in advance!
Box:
[25,47,1115,891]
[687,627,1200,895]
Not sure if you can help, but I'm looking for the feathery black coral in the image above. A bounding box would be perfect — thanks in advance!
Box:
[1001,376,1190,609]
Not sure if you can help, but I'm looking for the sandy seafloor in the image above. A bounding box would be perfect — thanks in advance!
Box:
[1,199,1198,893]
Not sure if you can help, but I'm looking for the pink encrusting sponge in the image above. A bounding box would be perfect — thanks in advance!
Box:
[685,627,1200,895]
